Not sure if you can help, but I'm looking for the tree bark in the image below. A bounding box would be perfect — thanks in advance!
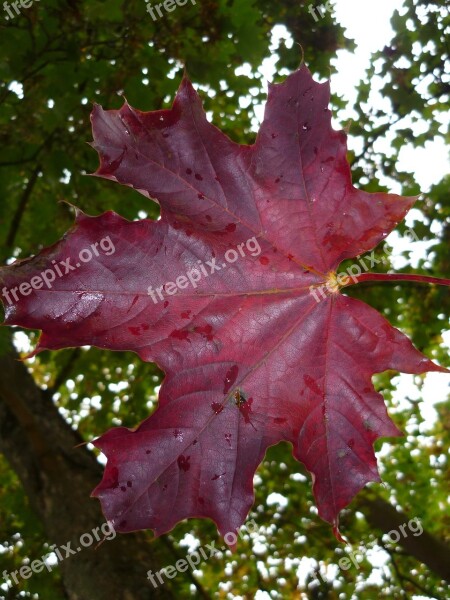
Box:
[0,339,184,600]
[355,492,450,583]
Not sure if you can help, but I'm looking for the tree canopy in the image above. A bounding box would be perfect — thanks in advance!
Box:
[0,1,448,598]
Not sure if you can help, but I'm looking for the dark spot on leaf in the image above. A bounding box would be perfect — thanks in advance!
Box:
[211,472,226,481]
[107,147,126,172]
[109,467,119,489]
[195,173,203,180]
[274,417,287,424]
[225,223,236,232]
[211,402,223,414]
[303,374,321,396]
[240,397,255,427]
[382,324,396,341]
[195,324,213,341]
[223,365,239,394]
[186,168,192,175]
[177,455,190,472]
[127,481,132,488]
[170,329,189,341]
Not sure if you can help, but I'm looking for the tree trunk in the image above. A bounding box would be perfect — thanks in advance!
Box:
[355,492,450,583]
[0,338,183,600]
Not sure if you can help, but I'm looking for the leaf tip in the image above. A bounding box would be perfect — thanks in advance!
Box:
[332,521,348,544]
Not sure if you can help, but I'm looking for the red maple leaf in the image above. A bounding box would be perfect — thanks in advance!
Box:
[1,65,449,544]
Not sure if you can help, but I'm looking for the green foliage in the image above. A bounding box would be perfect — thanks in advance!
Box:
[0,1,448,599]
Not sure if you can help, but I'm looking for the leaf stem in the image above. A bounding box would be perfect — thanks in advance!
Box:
[348,272,450,287]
